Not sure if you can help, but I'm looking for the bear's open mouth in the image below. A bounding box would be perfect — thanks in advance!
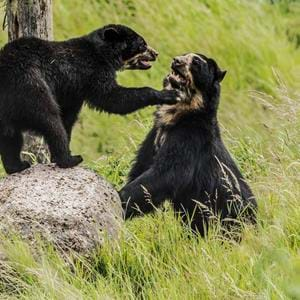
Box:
[124,46,158,70]
[135,54,156,70]
[172,67,185,78]
[169,67,187,84]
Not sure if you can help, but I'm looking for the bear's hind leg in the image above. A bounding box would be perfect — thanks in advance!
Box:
[0,130,30,174]
[174,202,209,237]
[36,115,83,168]
[62,110,81,144]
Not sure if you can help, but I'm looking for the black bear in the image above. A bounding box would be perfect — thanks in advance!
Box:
[0,24,181,174]
[120,53,257,236]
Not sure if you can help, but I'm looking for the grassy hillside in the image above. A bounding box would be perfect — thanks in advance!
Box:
[0,0,300,299]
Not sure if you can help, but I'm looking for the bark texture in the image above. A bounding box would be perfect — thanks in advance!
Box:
[7,0,53,41]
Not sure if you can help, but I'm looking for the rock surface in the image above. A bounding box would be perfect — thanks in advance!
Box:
[0,164,123,253]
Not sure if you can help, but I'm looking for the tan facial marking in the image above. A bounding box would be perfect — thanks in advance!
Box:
[147,46,158,57]
[173,53,206,84]
[195,54,207,63]
[156,53,206,126]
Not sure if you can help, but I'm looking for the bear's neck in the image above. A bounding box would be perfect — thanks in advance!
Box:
[154,91,216,128]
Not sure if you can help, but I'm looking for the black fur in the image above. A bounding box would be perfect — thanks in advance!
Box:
[0,24,179,174]
[119,53,257,236]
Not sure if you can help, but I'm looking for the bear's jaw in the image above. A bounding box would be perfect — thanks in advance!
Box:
[171,53,206,86]
[122,46,158,70]
[163,70,204,108]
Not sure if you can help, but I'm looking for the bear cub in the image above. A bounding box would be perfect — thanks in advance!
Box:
[0,24,180,174]
[120,53,257,236]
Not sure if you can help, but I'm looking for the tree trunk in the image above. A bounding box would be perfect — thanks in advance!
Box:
[6,0,53,164]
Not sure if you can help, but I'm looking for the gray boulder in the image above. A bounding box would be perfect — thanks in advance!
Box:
[0,164,123,254]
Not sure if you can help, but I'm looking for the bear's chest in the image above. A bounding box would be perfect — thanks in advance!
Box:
[154,104,185,151]
[154,127,168,152]
[153,92,204,151]
[153,105,178,151]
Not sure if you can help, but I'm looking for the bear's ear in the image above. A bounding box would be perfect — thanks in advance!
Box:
[103,27,123,42]
[216,70,227,82]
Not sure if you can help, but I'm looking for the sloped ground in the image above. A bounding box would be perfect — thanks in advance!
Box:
[0,0,299,299]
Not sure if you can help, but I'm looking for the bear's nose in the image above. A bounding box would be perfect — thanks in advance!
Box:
[173,58,180,64]
[172,57,184,69]
[173,57,184,66]
[147,46,158,57]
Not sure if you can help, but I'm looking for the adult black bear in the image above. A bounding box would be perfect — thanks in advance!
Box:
[0,24,180,174]
[120,53,257,236]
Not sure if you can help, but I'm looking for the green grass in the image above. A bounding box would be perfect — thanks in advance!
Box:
[0,0,300,299]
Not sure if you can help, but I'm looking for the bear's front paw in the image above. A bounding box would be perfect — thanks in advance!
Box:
[158,89,179,105]
[119,190,137,220]
[6,161,31,174]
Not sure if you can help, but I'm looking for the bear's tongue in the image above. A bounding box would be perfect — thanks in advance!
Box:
[140,60,152,69]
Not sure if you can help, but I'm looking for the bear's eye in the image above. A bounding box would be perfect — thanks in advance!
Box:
[193,57,202,64]
[139,44,146,52]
